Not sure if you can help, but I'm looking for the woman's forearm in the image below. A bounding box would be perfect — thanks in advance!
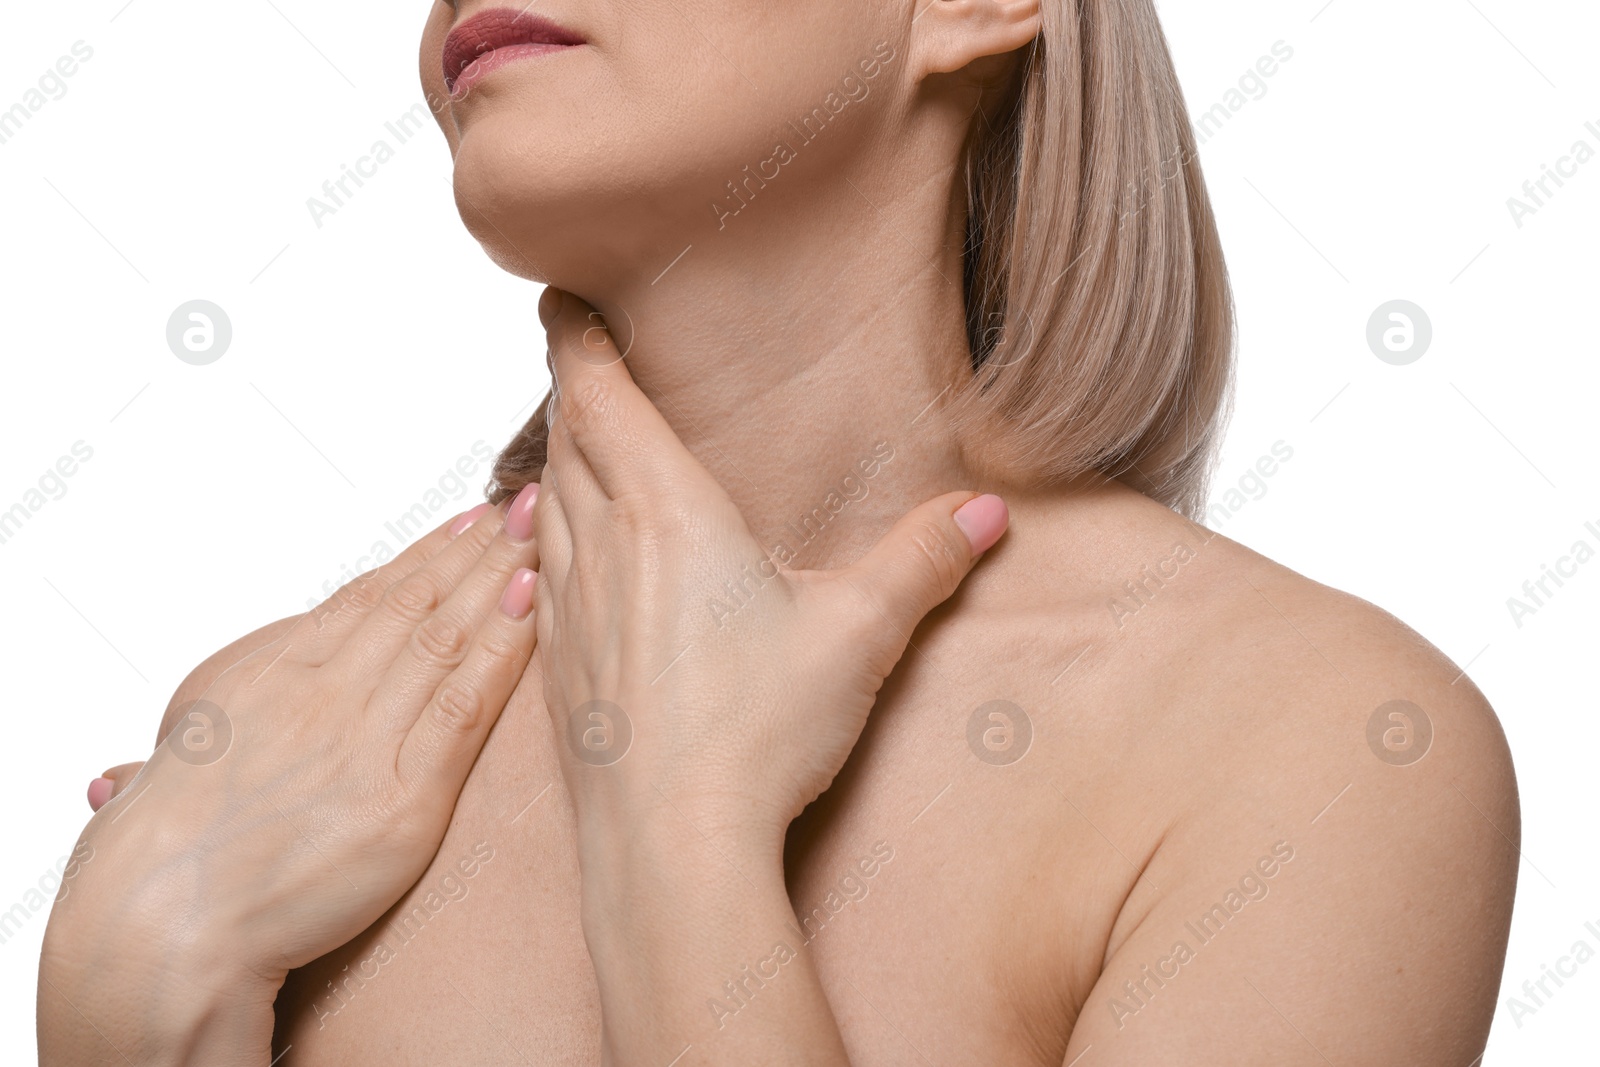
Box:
[579,814,850,1066]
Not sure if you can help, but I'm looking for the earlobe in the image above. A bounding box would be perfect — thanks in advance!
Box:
[911,0,1043,79]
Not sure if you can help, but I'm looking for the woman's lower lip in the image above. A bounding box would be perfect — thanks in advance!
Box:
[450,42,578,99]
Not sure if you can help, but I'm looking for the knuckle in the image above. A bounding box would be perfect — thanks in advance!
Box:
[428,683,486,736]
[560,378,614,435]
[315,573,384,628]
[410,613,472,668]
[383,574,445,623]
[907,520,966,593]
[475,634,528,675]
[344,574,388,612]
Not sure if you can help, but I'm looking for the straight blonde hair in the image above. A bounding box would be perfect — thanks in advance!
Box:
[491,0,1233,519]
[956,0,1234,519]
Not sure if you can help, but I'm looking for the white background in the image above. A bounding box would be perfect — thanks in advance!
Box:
[1,0,1594,1061]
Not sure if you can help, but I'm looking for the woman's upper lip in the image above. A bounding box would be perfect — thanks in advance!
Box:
[442,8,585,92]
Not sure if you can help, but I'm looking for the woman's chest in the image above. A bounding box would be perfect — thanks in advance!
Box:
[273,657,1143,1065]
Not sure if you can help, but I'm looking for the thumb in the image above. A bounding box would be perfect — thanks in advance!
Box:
[839,492,1009,635]
[88,761,146,812]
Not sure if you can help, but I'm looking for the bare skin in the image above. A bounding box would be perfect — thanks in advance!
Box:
[63,0,1516,1059]
[147,479,1517,1065]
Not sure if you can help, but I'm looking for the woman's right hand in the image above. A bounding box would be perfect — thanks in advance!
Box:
[40,485,542,1065]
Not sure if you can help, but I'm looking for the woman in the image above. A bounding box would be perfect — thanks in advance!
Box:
[40,0,1518,1062]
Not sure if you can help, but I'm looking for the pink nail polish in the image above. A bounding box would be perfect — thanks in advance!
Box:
[87,777,114,812]
[953,494,1009,555]
[504,483,540,542]
[449,503,493,537]
[499,568,537,619]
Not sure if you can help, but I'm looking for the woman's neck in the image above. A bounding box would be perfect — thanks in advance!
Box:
[571,174,982,572]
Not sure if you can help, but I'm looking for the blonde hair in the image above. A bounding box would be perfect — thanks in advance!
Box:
[490,0,1233,519]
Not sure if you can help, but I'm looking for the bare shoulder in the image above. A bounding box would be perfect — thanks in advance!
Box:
[1160,506,1517,819]
[1031,487,1520,1063]
[155,614,304,744]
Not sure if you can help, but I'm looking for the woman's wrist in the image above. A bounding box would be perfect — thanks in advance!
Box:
[572,785,788,903]
[573,807,853,1062]
[40,867,284,1067]
[40,920,280,1067]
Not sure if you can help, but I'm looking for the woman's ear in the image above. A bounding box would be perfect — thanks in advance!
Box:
[910,0,1043,79]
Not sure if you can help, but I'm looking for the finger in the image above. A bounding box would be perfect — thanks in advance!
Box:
[544,403,609,547]
[396,567,539,795]
[87,761,147,811]
[364,482,543,712]
[834,492,1009,643]
[540,288,699,497]
[533,460,574,587]
[333,487,533,680]
[290,501,497,664]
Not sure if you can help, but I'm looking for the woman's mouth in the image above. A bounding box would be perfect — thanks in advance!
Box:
[442,8,585,98]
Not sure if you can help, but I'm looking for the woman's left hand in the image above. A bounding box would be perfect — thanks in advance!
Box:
[533,287,1006,846]
[531,288,1007,1061]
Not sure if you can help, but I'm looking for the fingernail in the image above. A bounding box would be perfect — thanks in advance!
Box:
[87,777,114,812]
[953,494,1009,556]
[449,502,493,537]
[499,568,537,619]
[538,288,564,328]
[504,482,540,541]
